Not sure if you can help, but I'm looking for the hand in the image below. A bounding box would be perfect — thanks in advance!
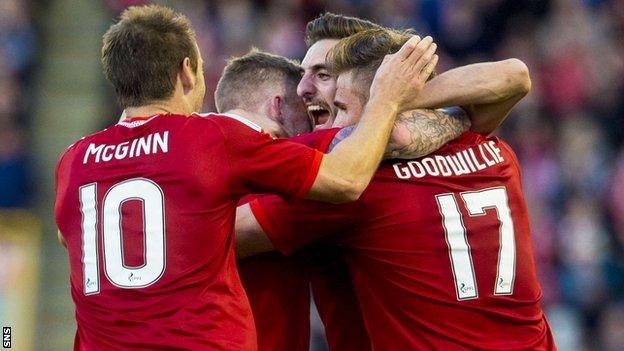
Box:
[226,109,287,138]
[369,36,438,113]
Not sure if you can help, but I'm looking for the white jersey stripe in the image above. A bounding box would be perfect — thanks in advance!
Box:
[200,112,263,133]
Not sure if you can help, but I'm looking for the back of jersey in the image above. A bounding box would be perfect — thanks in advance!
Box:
[347,131,555,350]
[55,114,256,350]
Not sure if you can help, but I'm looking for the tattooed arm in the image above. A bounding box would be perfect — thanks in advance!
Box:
[410,59,531,135]
[386,107,469,159]
[328,107,469,159]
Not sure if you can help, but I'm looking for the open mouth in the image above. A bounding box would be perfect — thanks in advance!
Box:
[307,105,330,126]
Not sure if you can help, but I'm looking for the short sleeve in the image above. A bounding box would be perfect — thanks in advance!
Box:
[249,195,364,255]
[213,115,324,199]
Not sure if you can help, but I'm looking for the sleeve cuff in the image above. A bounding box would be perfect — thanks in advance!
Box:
[294,150,324,198]
[249,199,295,255]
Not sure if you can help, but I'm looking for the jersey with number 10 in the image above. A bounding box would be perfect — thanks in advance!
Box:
[54,113,323,350]
[251,131,556,350]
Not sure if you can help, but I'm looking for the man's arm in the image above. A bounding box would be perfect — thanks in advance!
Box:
[387,107,469,158]
[306,36,439,203]
[329,107,470,159]
[235,203,274,259]
[339,59,529,160]
[235,194,364,259]
[410,59,531,135]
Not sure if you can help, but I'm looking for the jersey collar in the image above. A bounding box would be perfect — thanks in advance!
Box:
[117,114,160,128]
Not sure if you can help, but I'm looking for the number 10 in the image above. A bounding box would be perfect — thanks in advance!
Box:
[79,178,166,295]
[435,187,516,300]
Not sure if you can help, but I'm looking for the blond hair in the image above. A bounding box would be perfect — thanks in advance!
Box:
[328,28,416,100]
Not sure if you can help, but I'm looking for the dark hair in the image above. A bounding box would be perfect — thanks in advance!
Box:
[102,5,199,108]
[304,12,382,48]
[214,48,302,112]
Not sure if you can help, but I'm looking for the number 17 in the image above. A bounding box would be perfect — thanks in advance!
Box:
[435,187,516,300]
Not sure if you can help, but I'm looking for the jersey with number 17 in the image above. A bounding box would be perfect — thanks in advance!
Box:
[251,131,556,350]
[54,113,324,350]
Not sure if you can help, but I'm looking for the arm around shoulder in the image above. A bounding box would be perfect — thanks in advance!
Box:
[235,203,275,259]
[463,58,532,135]
[306,36,439,203]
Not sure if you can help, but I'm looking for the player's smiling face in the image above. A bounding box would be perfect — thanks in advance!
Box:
[297,39,339,129]
[332,71,366,128]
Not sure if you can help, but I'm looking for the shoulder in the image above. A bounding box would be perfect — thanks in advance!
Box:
[55,131,107,186]
[56,126,112,170]
[192,112,263,133]
[289,128,341,151]
[451,131,487,145]
[492,136,522,169]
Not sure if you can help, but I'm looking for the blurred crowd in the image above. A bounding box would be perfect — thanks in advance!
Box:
[160,1,624,349]
[0,0,37,207]
[5,0,623,350]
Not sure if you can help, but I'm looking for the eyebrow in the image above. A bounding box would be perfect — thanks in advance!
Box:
[309,64,328,72]
[334,100,347,110]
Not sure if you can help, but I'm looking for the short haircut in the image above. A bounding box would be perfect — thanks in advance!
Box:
[328,28,429,101]
[304,12,382,48]
[102,5,199,108]
[214,49,302,112]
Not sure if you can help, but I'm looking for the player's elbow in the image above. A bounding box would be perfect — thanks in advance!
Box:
[504,58,531,96]
[330,178,367,203]
[313,159,369,203]
[387,124,415,158]
[341,183,365,203]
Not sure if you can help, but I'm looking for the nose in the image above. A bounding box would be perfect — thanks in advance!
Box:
[297,74,316,99]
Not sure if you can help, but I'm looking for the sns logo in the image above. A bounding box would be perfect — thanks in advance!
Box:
[128,273,141,282]
[460,283,474,294]
[85,278,96,289]
[3,327,11,348]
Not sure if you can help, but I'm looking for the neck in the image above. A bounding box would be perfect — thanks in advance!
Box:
[224,108,267,123]
[122,100,191,120]
[224,108,254,118]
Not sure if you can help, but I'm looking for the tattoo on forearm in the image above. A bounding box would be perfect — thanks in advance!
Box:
[387,107,470,159]
[326,108,468,158]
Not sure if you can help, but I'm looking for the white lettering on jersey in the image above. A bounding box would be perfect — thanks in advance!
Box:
[83,131,169,164]
[392,141,504,179]
[83,144,105,164]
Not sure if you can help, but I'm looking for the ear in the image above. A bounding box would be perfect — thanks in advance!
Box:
[180,57,196,94]
[266,96,284,123]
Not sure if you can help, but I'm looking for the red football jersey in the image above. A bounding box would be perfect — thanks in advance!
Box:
[237,253,311,351]
[238,128,371,351]
[305,243,371,351]
[251,131,556,350]
[54,113,324,350]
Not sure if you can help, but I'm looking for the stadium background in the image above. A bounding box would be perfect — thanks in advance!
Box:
[1,0,623,350]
